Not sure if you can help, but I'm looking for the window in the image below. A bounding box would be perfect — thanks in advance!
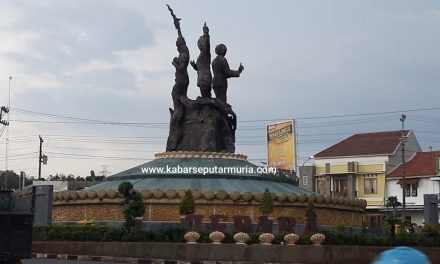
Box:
[404,183,418,197]
[411,184,418,197]
[364,178,377,194]
[404,184,411,197]
[302,175,308,186]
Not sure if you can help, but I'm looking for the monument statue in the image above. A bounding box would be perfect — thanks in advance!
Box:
[190,23,212,98]
[165,5,242,153]
[212,44,244,103]
[166,5,190,151]
[167,4,190,108]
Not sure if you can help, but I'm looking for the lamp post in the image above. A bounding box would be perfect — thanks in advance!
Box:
[400,114,407,220]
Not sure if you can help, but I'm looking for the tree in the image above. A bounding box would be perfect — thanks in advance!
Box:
[179,189,196,215]
[0,170,20,189]
[67,174,75,182]
[259,188,274,216]
[118,181,145,230]
[385,196,401,219]
[385,196,402,238]
[0,170,32,189]
[304,201,318,233]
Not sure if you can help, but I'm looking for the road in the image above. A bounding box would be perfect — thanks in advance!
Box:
[23,259,126,264]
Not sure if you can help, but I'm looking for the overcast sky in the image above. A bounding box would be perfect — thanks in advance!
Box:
[0,0,439,178]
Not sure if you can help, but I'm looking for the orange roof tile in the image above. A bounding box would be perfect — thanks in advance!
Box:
[315,130,409,158]
[388,150,440,178]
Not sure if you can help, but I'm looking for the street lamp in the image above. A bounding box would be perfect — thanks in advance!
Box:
[400,114,407,220]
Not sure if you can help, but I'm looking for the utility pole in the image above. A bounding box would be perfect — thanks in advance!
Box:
[5,76,11,184]
[1,105,9,188]
[400,114,407,220]
[38,135,43,180]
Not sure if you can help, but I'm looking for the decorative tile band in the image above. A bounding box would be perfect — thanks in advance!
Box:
[154,151,248,160]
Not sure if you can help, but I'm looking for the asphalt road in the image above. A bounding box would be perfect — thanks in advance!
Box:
[23,259,126,264]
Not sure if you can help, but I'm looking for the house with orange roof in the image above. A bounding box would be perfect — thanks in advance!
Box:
[387,150,440,225]
[312,130,421,209]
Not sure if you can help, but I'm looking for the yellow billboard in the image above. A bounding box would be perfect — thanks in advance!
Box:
[267,120,296,171]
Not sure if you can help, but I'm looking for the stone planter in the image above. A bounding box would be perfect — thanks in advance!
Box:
[107,189,118,199]
[276,193,287,203]
[86,190,97,200]
[70,191,79,201]
[298,194,307,203]
[209,231,225,244]
[258,233,275,245]
[229,191,241,201]
[215,190,228,201]
[233,232,249,244]
[192,190,202,200]
[153,189,164,199]
[165,189,177,199]
[310,233,325,246]
[97,190,107,200]
[254,193,263,202]
[184,231,200,244]
[242,192,253,202]
[78,190,87,200]
[287,193,298,203]
[138,189,151,199]
[202,191,215,200]
[284,233,299,245]
[62,191,70,201]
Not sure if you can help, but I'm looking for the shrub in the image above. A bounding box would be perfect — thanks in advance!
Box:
[179,189,195,215]
[32,224,440,247]
[421,224,440,238]
[118,181,145,230]
[259,188,274,216]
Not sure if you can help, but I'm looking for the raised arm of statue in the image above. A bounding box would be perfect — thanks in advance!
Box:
[222,59,242,78]
[167,5,181,30]
[190,60,198,71]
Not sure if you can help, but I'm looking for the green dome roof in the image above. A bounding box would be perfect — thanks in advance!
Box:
[88,157,313,195]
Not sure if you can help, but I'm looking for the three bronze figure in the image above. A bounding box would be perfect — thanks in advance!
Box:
[166,5,244,153]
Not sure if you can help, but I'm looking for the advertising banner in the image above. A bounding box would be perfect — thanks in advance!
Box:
[267,120,296,171]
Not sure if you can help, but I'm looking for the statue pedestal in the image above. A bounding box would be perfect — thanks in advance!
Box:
[166,97,236,153]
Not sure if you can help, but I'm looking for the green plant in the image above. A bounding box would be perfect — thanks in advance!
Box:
[305,201,317,218]
[118,181,145,230]
[335,223,347,233]
[421,224,440,238]
[179,189,195,215]
[259,188,274,216]
[32,225,440,246]
[385,196,401,218]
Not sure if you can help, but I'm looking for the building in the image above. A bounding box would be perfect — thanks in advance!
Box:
[387,150,440,225]
[310,130,421,209]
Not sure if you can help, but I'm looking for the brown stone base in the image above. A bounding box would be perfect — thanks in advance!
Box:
[52,201,364,227]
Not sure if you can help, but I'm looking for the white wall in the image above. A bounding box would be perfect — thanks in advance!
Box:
[387,178,440,206]
[387,177,440,225]
[33,180,68,192]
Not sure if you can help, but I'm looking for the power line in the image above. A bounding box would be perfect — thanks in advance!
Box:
[10,106,440,126]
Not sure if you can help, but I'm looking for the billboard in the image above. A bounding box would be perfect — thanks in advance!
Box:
[267,120,296,171]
